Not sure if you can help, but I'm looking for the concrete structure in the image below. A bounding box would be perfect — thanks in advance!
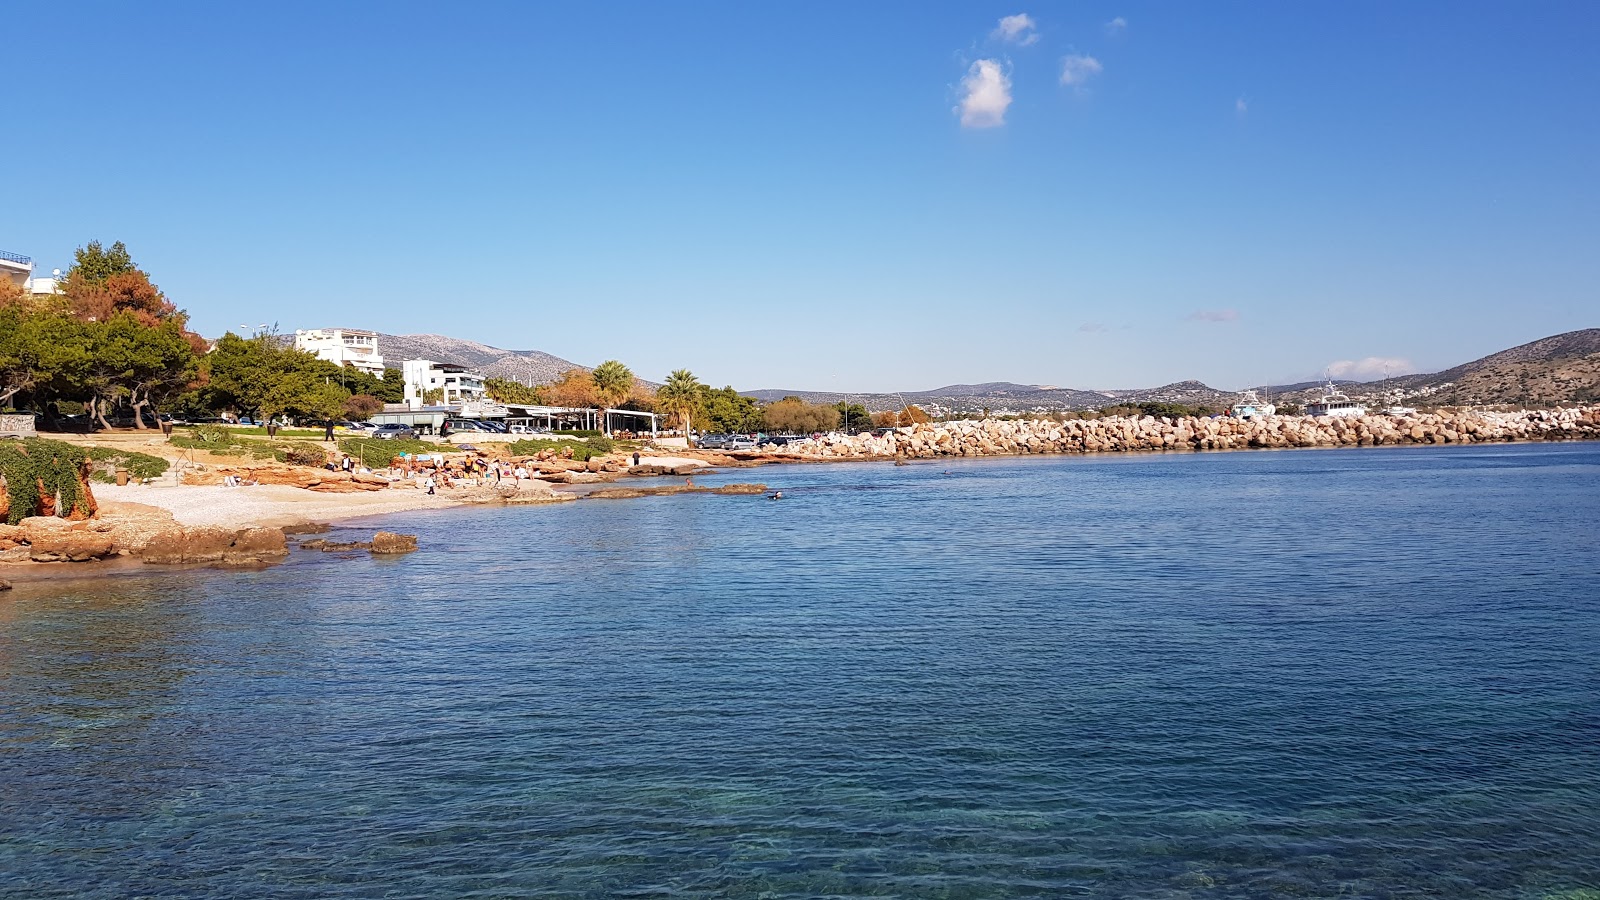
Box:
[403,359,486,410]
[26,274,60,295]
[293,328,386,378]
[1,250,33,290]
[0,413,37,437]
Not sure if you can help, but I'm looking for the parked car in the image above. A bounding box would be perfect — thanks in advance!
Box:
[760,435,797,447]
[508,424,550,435]
[725,435,758,450]
[371,423,417,440]
[697,433,731,449]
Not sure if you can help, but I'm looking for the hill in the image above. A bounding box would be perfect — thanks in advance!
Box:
[1265,328,1600,407]
[375,334,587,386]
[354,327,1599,412]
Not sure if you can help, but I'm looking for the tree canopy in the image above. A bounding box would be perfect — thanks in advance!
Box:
[657,369,702,435]
[545,368,601,408]
[591,360,634,408]
[761,397,840,433]
[698,386,763,433]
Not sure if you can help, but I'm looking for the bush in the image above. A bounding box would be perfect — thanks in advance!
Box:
[85,447,170,483]
[0,438,96,523]
[338,437,435,470]
[189,423,234,445]
[508,437,612,461]
[279,444,329,467]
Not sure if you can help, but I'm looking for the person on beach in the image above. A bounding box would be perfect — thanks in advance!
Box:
[515,465,528,481]
[324,421,335,442]
[423,474,436,495]
[633,451,641,467]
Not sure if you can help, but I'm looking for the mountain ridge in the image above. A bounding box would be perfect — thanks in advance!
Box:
[360,328,1598,411]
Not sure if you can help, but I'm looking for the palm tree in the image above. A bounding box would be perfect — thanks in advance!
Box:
[657,369,702,446]
[591,360,634,432]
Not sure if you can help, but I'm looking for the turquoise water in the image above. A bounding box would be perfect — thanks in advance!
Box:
[3,443,1599,898]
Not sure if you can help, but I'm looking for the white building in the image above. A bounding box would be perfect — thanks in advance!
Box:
[293,328,386,378]
[1,250,33,290]
[403,359,486,410]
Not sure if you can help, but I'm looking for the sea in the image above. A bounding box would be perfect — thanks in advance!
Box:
[2,442,1598,898]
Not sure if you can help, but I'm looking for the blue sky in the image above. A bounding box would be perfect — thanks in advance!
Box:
[6,1,1597,392]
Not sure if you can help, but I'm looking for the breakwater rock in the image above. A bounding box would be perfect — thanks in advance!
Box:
[775,407,1600,460]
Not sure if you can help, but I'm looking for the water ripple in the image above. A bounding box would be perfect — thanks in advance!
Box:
[2,443,1599,897]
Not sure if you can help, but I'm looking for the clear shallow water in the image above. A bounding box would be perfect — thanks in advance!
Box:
[3,443,1599,899]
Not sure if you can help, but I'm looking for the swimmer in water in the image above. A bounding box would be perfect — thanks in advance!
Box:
[769,490,783,500]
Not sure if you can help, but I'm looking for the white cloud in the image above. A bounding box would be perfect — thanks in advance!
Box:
[1060,54,1104,87]
[1324,357,1416,380]
[1188,309,1239,323]
[957,59,1012,128]
[1104,16,1127,35]
[993,13,1039,45]
[1235,97,1249,116]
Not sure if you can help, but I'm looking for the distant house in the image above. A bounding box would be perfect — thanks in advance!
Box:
[294,328,386,378]
[1,250,33,290]
[402,359,486,410]
[0,251,62,294]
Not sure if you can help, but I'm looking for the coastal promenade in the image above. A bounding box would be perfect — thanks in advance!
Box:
[774,406,1600,460]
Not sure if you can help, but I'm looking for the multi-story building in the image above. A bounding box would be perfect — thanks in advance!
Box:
[293,328,386,378]
[1,250,33,290]
[403,359,487,409]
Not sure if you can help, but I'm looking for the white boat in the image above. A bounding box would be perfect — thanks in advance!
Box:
[1384,404,1416,416]
[1306,381,1368,418]
[1230,389,1276,420]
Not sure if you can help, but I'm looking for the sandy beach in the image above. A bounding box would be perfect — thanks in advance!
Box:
[93,482,465,528]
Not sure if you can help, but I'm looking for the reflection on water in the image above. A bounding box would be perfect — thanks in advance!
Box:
[2,443,1599,897]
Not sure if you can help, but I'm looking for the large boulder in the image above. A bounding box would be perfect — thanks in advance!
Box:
[28,530,116,562]
[370,532,418,555]
[141,526,288,567]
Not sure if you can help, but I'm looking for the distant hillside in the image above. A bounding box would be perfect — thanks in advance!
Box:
[742,380,1235,414]
[376,334,586,385]
[359,327,1598,412]
[1266,328,1600,407]
[1412,328,1600,405]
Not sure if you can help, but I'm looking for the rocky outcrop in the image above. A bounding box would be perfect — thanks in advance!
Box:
[181,465,390,492]
[14,517,116,562]
[140,526,290,567]
[298,532,419,554]
[584,483,767,500]
[771,406,1600,460]
[370,531,418,554]
[447,480,575,505]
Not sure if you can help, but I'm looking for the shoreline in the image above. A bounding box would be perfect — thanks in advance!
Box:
[4,414,1598,582]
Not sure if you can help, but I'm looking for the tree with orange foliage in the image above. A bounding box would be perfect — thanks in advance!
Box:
[61,241,179,326]
[545,368,602,408]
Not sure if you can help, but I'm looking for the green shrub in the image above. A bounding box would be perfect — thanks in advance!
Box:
[0,438,96,523]
[84,447,170,483]
[338,437,435,470]
[189,424,234,446]
[507,437,613,461]
[278,444,329,467]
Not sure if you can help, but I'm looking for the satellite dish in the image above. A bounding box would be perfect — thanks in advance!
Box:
[52,268,61,277]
